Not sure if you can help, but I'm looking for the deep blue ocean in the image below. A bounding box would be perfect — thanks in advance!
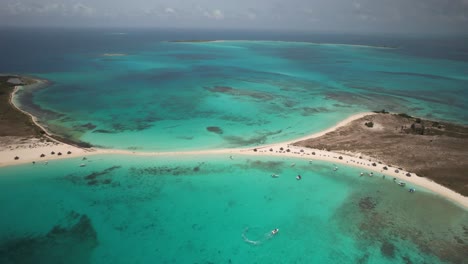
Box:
[0,28,467,263]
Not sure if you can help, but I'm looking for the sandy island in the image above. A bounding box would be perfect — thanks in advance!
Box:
[0,77,467,209]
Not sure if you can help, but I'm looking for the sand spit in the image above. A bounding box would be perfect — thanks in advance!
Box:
[1,111,466,209]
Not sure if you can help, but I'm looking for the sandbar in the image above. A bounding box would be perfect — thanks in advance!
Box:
[0,77,466,209]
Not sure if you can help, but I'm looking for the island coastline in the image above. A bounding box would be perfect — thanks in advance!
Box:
[0,76,466,209]
[170,39,397,49]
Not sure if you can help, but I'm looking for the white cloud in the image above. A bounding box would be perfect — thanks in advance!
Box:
[72,3,95,16]
[204,9,224,20]
[4,1,95,16]
[165,7,175,14]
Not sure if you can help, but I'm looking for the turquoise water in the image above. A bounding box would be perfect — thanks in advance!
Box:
[0,155,466,263]
[2,30,468,263]
[13,40,468,150]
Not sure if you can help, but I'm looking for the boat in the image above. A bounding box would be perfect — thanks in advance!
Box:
[271,174,280,178]
[80,163,86,167]
[271,228,279,235]
[398,181,406,187]
[296,175,302,180]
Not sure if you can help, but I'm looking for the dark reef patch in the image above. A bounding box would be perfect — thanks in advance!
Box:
[111,122,153,132]
[358,196,377,211]
[84,166,121,181]
[129,163,205,177]
[71,122,97,133]
[236,159,285,173]
[332,190,468,264]
[205,86,276,101]
[193,162,205,172]
[223,130,282,147]
[282,100,297,108]
[223,135,267,146]
[380,241,396,258]
[356,253,369,264]
[76,123,97,130]
[206,126,223,135]
[301,107,329,116]
[378,71,458,81]
[0,212,98,264]
[60,166,122,187]
[219,115,251,123]
[92,129,116,134]
[402,255,413,264]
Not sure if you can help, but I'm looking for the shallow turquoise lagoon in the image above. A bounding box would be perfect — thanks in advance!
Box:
[15,41,468,150]
[0,155,466,263]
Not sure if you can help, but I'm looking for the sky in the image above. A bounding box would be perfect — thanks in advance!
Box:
[0,0,467,34]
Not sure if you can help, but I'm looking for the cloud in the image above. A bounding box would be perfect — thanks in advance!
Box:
[72,3,95,16]
[204,9,224,20]
[4,1,95,17]
[246,8,256,20]
[165,7,175,14]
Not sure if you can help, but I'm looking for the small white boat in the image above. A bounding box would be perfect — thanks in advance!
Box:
[80,163,86,167]
[271,174,280,178]
[271,228,279,235]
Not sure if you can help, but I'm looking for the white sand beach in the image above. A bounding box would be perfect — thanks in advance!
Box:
[1,109,467,209]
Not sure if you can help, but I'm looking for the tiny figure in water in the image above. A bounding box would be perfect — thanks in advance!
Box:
[271,228,279,235]
[409,188,416,193]
[382,175,385,179]
[296,175,302,180]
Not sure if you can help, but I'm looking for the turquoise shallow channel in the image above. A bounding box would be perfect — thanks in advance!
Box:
[0,155,466,264]
[1,30,468,264]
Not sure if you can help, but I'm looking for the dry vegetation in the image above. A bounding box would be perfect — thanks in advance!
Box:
[295,113,468,195]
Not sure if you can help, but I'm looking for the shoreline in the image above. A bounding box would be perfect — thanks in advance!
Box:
[170,40,396,49]
[1,80,467,209]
